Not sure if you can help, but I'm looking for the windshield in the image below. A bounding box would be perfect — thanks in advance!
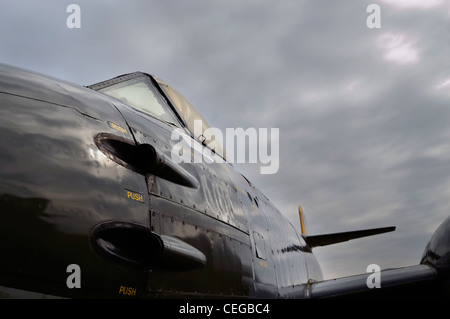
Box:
[157,80,227,161]
[98,76,181,126]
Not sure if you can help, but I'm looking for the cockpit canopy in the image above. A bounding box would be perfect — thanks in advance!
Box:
[88,72,226,161]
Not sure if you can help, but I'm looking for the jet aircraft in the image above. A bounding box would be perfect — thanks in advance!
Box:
[0,63,448,299]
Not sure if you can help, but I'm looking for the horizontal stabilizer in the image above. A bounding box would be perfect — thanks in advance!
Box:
[303,226,396,248]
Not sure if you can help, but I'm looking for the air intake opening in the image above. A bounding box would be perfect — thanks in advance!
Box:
[94,133,199,188]
[94,133,156,175]
[91,221,163,269]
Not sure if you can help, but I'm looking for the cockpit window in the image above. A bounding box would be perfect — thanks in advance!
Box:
[156,80,227,162]
[97,76,181,126]
[89,72,228,161]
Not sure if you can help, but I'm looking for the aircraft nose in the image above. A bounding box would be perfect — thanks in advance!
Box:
[0,85,151,295]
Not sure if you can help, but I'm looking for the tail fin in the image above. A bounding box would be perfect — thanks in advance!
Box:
[299,205,308,235]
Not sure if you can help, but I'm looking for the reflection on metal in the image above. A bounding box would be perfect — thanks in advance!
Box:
[160,235,207,269]
[94,133,199,188]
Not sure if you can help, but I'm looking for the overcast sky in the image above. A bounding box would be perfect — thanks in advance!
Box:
[1,0,450,280]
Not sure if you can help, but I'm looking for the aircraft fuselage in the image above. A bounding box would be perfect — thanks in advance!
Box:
[0,64,322,298]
